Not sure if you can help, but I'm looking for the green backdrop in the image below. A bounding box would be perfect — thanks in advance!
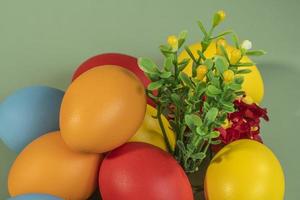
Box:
[0,0,299,199]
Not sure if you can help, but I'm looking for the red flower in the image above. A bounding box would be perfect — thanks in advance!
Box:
[213,98,269,151]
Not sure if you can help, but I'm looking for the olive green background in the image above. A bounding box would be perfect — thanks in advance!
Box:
[0,0,299,199]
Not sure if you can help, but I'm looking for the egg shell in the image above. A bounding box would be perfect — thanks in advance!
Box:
[8,131,102,200]
[6,194,62,200]
[129,104,176,151]
[0,86,64,152]
[205,139,285,200]
[71,53,154,106]
[60,65,147,153]
[99,142,193,200]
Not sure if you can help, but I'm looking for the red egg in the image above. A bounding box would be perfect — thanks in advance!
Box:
[72,53,154,106]
[99,142,193,200]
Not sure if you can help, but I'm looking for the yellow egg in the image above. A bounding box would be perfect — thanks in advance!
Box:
[8,131,102,200]
[129,105,176,151]
[205,139,285,200]
[178,43,264,103]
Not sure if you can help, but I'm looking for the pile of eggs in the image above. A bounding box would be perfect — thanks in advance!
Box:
[0,52,285,200]
[0,53,193,200]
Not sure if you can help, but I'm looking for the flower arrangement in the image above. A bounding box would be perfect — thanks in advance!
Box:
[1,10,285,200]
[138,10,268,173]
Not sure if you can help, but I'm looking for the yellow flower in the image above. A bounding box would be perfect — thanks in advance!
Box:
[242,95,254,105]
[196,65,208,80]
[167,35,178,49]
[223,69,234,83]
[230,49,242,64]
[216,38,227,55]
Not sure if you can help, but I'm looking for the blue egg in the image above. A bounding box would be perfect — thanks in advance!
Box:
[7,194,63,200]
[0,86,64,152]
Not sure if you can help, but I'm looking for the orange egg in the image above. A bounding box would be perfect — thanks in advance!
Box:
[60,65,147,153]
[8,131,101,200]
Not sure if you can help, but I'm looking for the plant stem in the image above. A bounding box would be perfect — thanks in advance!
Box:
[157,104,173,154]
[198,138,211,166]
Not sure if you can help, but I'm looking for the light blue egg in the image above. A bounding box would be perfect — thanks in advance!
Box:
[7,194,63,200]
[0,86,64,152]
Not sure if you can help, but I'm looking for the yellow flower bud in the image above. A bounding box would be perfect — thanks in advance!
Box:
[213,10,226,27]
[218,10,226,20]
[216,38,227,55]
[196,65,208,80]
[251,126,258,131]
[222,118,232,129]
[223,69,234,83]
[242,95,254,105]
[230,49,242,64]
[167,35,178,49]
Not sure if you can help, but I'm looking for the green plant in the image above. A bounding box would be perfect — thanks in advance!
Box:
[138,10,265,173]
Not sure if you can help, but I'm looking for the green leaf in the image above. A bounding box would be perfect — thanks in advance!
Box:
[211,140,222,145]
[231,33,240,49]
[178,58,191,71]
[215,56,228,73]
[197,50,206,61]
[228,83,242,90]
[178,58,190,65]
[178,30,188,40]
[210,131,220,138]
[207,85,222,95]
[164,56,174,71]
[146,90,158,101]
[245,50,266,56]
[179,72,194,88]
[147,80,164,90]
[138,58,158,74]
[197,20,208,37]
[223,105,235,113]
[201,40,210,53]
[234,76,244,84]
[190,152,206,160]
[211,30,233,39]
[232,62,255,67]
[196,127,206,136]
[205,107,219,122]
[178,30,188,48]
[160,44,172,52]
[212,12,221,27]
[219,45,230,62]
[203,58,213,69]
[176,140,186,151]
[160,45,173,56]
[184,46,198,64]
[220,100,235,112]
[220,98,234,107]
[237,69,252,74]
[203,101,210,113]
[195,82,206,97]
[185,114,203,129]
[148,73,160,81]
[160,71,172,78]
[235,91,245,96]
[171,93,181,106]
